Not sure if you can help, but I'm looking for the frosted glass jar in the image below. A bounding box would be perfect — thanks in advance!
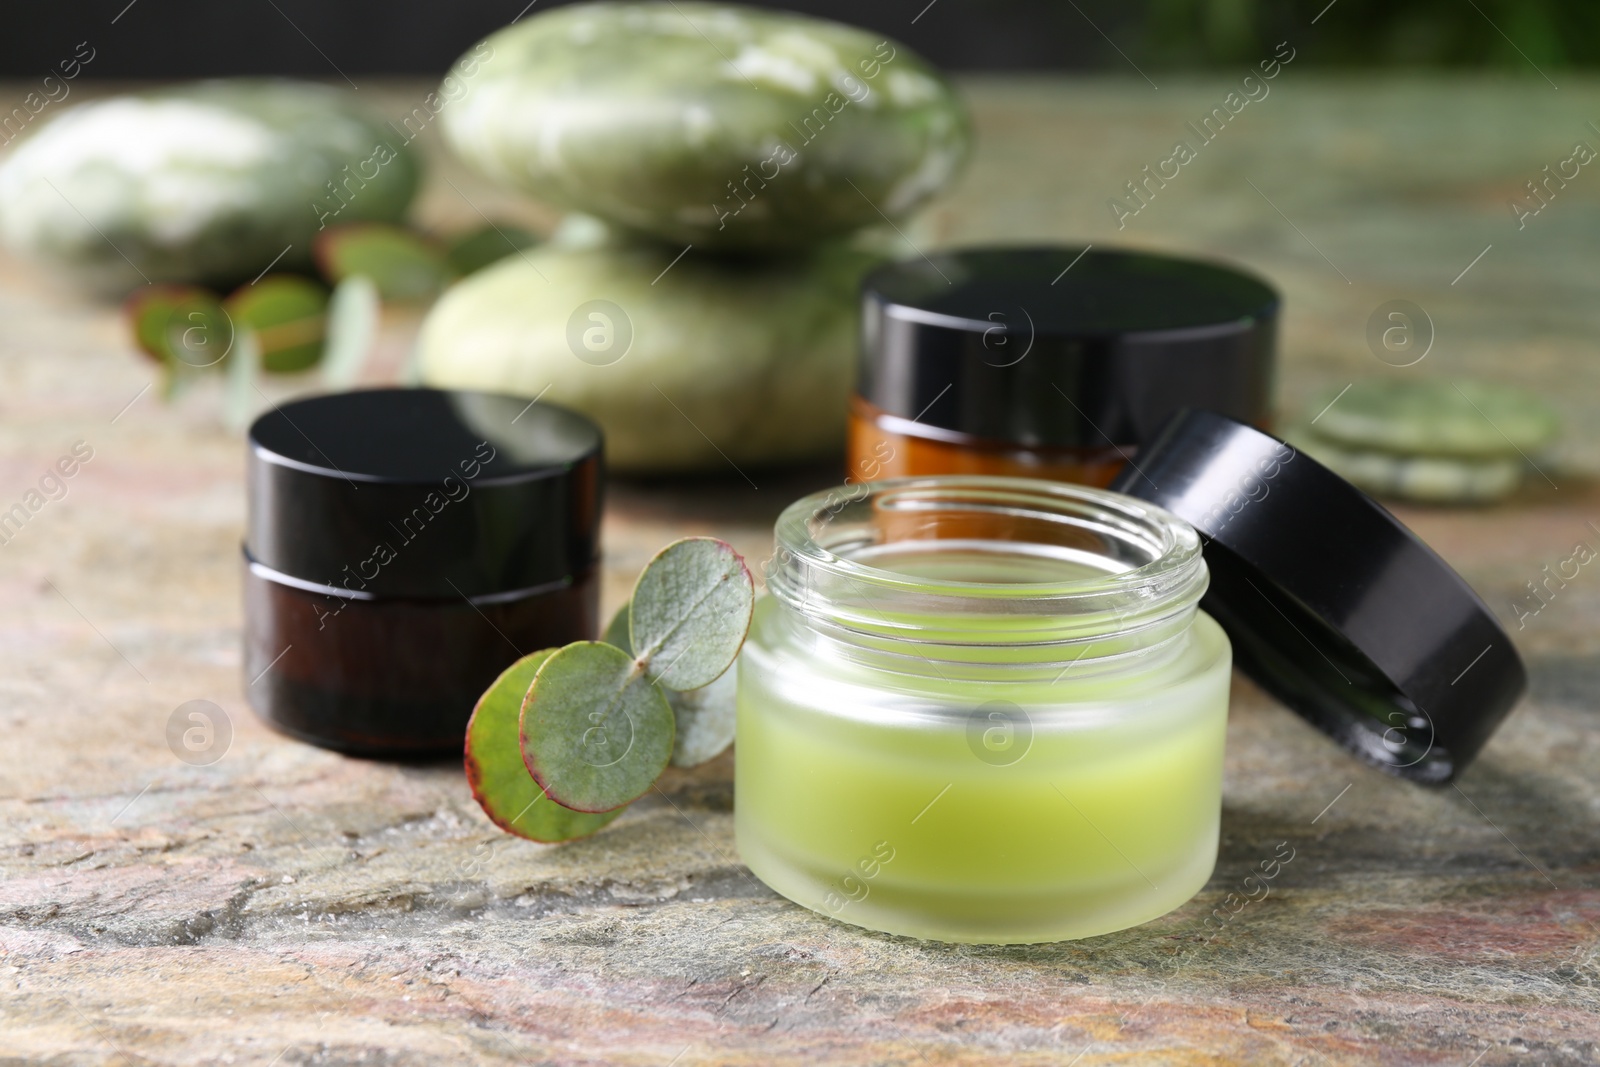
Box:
[735,477,1232,944]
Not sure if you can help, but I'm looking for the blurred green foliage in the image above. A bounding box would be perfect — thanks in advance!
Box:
[1142,0,1600,68]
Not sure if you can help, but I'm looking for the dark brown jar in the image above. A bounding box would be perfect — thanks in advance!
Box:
[851,246,1279,486]
[244,388,602,757]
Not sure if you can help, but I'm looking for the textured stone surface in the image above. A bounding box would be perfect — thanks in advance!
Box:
[1,78,1599,1065]
[438,3,969,249]
[0,81,420,292]
[416,240,874,472]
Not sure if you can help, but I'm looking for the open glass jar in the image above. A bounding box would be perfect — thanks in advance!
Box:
[735,476,1232,944]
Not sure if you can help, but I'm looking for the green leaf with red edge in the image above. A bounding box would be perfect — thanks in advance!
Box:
[519,641,674,813]
[224,275,328,373]
[630,537,754,691]
[315,222,452,301]
[124,284,235,381]
[470,539,751,839]
[465,649,624,842]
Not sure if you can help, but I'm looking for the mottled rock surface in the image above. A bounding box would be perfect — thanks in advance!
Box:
[1,77,1598,1066]
[439,3,969,249]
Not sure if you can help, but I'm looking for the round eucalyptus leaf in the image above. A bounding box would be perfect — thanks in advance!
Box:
[668,668,738,768]
[125,284,236,374]
[315,222,452,302]
[465,649,624,842]
[221,328,261,433]
[320,274,380,390]
[601,602,633,656]
[520,641,674,813]
[606,598,735,765]
[224,274,328,373]
[630,538,753,691]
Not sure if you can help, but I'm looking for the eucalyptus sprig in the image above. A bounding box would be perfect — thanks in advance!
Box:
[122,219,535,403]
[465,537,754,843]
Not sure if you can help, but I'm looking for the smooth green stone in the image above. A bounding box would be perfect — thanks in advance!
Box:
[1310,378,1558,459]
[440,2,970,249]
[0,80,420,293]
[416,239,879,472]
[1293,432,1525,504]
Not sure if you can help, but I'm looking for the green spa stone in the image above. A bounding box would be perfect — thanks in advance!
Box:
[439,1,971,250]
[416,239,879,473]
[1292,432,1525,504]
[0,81,420,293]
[1310,378,1558,459]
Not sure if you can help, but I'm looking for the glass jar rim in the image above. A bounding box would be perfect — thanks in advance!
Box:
[769,476,1206,612]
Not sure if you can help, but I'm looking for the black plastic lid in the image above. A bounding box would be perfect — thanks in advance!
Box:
[1110,410,1525,784]
[247,388,602,600]
[859,246,1278,448]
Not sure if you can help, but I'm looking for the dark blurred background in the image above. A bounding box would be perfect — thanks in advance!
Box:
[3,0,1598,76]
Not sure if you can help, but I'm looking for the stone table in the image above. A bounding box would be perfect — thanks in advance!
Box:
[1,76,1598,1066]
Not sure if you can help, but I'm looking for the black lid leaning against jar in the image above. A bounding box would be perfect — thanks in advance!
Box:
[1111,410,1526,785]
[860,246,1279,448]
[247,388,602,600]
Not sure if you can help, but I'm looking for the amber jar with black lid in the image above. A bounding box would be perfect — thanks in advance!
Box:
[244,388,602,757]
[850,246,1279,486]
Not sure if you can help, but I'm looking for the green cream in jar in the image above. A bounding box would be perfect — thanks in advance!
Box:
[735,476,1231,944]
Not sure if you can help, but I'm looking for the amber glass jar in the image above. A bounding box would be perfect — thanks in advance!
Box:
[244,388,602,757]
[851,247,1279,485]
[848,396,1132,487]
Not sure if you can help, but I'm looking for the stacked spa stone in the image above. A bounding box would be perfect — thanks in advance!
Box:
[1293,378,1559,504]
[417,1,971,473]
[0,81,419,293]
